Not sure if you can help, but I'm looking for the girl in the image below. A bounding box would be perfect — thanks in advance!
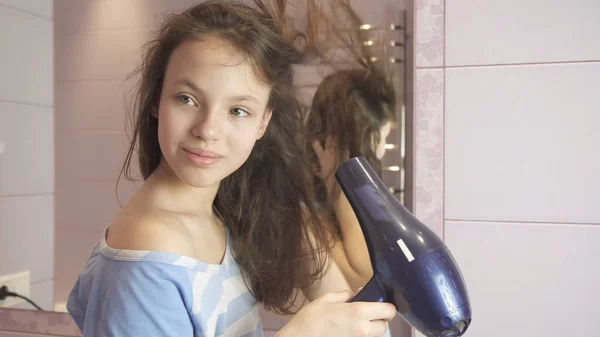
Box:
[305,0,398,291]
[66,1,396,337]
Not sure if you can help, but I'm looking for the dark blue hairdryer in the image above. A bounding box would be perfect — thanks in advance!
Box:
[337,157,471,337]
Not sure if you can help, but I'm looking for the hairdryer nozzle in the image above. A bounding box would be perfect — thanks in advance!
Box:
[336,157,472,337]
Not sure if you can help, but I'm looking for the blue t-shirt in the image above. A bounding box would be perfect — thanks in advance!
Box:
[67,227,263,337]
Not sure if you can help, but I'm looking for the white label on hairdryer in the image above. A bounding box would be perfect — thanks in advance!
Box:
[396,239,414,262]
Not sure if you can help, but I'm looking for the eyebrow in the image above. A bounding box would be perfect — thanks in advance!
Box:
[174,79,261,104]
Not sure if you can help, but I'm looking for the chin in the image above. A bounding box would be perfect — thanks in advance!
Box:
[176,167,225,189]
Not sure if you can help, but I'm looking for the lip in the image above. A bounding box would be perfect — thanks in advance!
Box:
[182,147,224,167]
[182,147,223,158]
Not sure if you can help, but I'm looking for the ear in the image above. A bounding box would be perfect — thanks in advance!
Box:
[256,109,273,139]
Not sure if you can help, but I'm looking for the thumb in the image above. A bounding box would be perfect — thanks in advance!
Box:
[318,290,354,303]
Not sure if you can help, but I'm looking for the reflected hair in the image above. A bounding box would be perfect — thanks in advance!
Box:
[305,0,398,236]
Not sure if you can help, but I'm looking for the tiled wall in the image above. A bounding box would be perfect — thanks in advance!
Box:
[0,1,54,311]
[412,1,600,337]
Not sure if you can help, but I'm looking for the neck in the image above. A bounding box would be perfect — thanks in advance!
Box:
[143,158,220,218]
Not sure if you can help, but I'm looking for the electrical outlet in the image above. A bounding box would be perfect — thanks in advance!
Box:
[0,271,31,308]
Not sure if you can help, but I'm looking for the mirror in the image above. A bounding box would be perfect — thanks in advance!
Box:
[0,1,413,331]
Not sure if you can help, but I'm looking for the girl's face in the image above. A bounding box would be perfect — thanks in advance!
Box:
[155,36,272,189]
[375,121,391,160]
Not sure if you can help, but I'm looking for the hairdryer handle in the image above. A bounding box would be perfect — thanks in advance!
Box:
[349,276,387,303]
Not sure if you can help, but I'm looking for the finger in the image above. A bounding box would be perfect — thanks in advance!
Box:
[356,302,397,321]
[368,320,390,337]
[312,140,325,155]
[318,290,354,303]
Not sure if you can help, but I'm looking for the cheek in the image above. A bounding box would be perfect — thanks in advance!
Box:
[157,110,187,151]
[227,127,259,157]
[158,116,173,143]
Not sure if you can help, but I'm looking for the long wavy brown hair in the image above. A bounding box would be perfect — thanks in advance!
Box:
[305,0,398,237]
[118,0,334,315]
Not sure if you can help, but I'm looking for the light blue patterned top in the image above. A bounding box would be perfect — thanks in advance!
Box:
[67,227,263,337]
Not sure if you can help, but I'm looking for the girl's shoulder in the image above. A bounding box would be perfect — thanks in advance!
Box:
[106,211,197,259]
[66,216,243,337]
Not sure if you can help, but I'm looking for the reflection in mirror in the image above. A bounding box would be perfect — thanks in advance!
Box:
[0,2,413,337]
[303,0,405,293]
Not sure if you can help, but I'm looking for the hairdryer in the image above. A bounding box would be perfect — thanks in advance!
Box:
[337,157,471,337]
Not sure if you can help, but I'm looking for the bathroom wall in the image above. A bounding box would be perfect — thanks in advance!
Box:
[0,0,54,311]
[412,1,600,336]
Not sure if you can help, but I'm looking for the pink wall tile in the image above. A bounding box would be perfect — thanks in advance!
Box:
[0,103,53,196]
[415,0,444,68]
[445,63,600,224]
[54,29,153,82]
[53,0,196,33]
[0,195,53,285]
[349,0,408,27]
[293,64,335,88]
[54,80,129,133]
[55,178,138,232]
[445,220,600,337]
[0,2,56,333]
[55,132,133,183]
[296,86,317,108]
[413,69,444,238]
[0,5,52,106]
[445,0,600,66]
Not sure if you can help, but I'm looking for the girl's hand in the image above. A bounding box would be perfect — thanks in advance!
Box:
[277,290,396,337]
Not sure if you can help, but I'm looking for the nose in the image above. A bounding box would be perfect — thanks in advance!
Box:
[191,110,222,141]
